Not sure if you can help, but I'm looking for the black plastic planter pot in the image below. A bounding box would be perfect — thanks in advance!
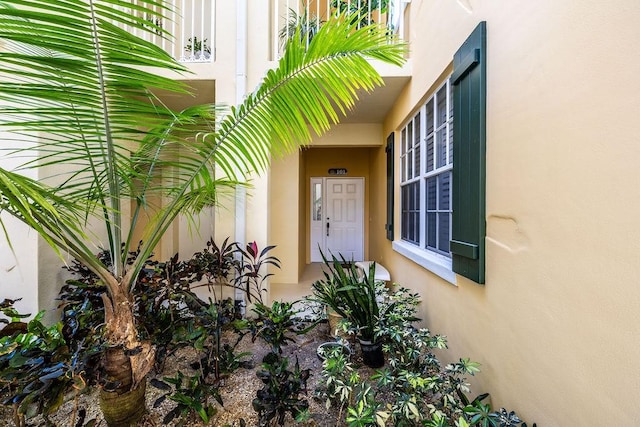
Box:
[358,339,384,368]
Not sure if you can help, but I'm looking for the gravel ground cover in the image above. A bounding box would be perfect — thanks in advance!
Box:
[1,321,377,427]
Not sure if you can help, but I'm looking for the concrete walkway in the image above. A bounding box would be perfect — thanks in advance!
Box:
[270,263,325,303]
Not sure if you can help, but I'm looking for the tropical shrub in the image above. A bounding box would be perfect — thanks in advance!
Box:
[249,299,319,426]
[253,352,311,427]
[316,284,536,427]
[57,244,254,424]
[235,242,282,305]
[0,303,100,426]
[311,254,380,341]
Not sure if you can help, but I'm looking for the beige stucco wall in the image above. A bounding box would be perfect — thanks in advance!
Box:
[311,123,384,147]
[369,1,640,425]
[0,131,40,320]
[269,152,302,284]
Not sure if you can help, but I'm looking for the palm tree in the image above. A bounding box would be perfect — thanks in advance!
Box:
[0,0,405,424]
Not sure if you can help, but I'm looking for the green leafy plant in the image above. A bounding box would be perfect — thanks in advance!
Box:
[312,253,380,341]
[189,237,241,299]
[250,300,307,354]
[253,352,311,427]
[185,36,211,54]
[345,386,379,427]
[314,344,359,421]
[331,0,390,28]
[0,299,29,325]
[148,299,252,424]
[159,370,221,424]
[0,307,99,426]
[279,7,324,48]
[313,283,535,427]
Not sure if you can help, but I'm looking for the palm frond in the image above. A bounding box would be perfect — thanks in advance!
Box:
[0,2,406,293]
[0,0,190,276]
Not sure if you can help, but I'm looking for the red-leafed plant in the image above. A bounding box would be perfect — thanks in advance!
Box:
[235,242,281,304]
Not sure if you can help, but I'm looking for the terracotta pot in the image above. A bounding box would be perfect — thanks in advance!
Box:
[99,381,147,427]
[326,308,343,336]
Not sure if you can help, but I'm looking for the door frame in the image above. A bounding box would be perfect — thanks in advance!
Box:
[310,177,365,262]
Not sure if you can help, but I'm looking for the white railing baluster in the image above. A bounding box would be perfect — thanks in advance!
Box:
[305,0,309,48]
[211,0,216,61]
[181,0,186,60]
[108,0,407,64]
[109,0,214,63]
[200,0,204,61]
[316,0,320,36]
[171,1,177,59]
[273,0,279,60]
[190,0,195,59]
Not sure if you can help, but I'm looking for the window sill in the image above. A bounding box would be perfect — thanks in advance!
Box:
[392,240,457,285]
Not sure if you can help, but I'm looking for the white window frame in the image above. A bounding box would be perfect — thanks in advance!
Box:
[394,78,456,284]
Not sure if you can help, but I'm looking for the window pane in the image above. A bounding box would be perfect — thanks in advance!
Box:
[427,212,436,249]
[313,183,322,221]
[426,177,436,210]
[401,128,407,154]
[401,212,408,239]
[401,155,406,181]
[449,81,453,119]
[401,182,420,244]
[425,99,434,135]
[413,183,420,243]
[399,74,454,254]
[436,128,446,168]
[414,116,421,177]
[438,172,450,210]
[401,186,408,239]
[438,212,450,253]
[414,142,421,178]
[426,135,434,172]
[448,122,453,165]
[436,86,447,127]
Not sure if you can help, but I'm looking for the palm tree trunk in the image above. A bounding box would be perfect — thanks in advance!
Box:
[99,286,155,426]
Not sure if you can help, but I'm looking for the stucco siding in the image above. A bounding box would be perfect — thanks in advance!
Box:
[373,1,640,425]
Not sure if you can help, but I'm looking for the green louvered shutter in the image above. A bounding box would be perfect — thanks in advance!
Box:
[450,21,487,284]
[385,133,394,241]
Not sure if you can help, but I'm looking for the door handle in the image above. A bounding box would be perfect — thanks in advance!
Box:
[326,218,330,236]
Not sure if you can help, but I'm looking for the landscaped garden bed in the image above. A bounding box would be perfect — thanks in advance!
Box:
[2,321,344,426]
[0,241,535,427]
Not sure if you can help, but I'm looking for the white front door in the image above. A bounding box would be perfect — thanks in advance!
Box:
[310,177,364,262]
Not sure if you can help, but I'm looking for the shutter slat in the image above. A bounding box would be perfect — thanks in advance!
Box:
[385,133,395,241]
[451,48,480,85]
[451,21,487,284]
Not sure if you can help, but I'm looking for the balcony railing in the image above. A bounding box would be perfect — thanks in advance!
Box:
[114,0,216,63]
[114,1,408,64]
[272,0,408,60]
